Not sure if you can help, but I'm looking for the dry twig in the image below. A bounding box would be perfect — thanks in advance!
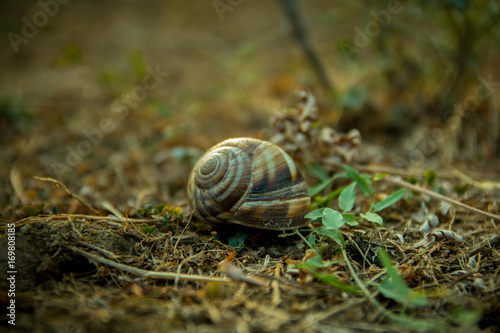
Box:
[10,166,27,205]
[281,0,333,91]
[100,200,125,219]
[69,247,231,284]
[33,176,101,215]
[173,211,193,254]
[8,213,163,226]
[384,175,500,221]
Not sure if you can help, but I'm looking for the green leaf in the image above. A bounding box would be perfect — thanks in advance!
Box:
[36,202,45,213]
[296,255,343,269]
[377,249,428,307]
[339,182,356,212]
[341,85,368,110]
[55,42,82,67]
[141,224,156,234]
[153,204,166,214]
[23,207,38,217]
[151,102,174,118]
[308,173,346,197]
[407,176,418,185]
[360,212,383,225]
[313,186,346,208]
[228,236,245,249]
[322,208,344,230]
[450,307,483,326]
[454,183,470,195]
[342,213,355,222]
[312,271,360,294]
[315,227,345,248]
[307,232,316,246]
[136,208,147,218]
[373,173,388,181]
[343,165,374,196]
[309,180,333,197]
[161,215,171,227]
[393,313,446,332]
[305,208,327,221]
[372,189,406,212]
[297,256,325,269]
[317,244,328,256]
[342,213,359,226]
[424,169,437,187]
[294,256,358,294]
[130,50,148,80]
[306,163,330,181]
[228,230,254,249]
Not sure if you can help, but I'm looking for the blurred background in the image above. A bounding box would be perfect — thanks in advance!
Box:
[1,0,499,214]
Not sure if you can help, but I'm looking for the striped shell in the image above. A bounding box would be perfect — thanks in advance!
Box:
[187,138,311,230]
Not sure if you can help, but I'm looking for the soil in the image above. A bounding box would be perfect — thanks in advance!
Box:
[0,1,499,332]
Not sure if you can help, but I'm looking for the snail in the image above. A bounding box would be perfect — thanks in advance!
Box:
[187,137,311,230]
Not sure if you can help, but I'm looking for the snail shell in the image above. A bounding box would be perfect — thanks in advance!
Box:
[187,137,311,230]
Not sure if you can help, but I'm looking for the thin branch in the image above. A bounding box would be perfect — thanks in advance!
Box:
[348,162,499,181]
[384,175,500,221]
[221,261,268,287]
[451,167,500,191]
[69,247,231,283]
[281,0,333,92]
[34,176,101,215]
[175,252,203,289]
[173,211,193,254]
[325,161,500,220]
[8,213,163,226]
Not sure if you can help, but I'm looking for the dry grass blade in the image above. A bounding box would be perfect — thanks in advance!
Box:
[221,261,268,287]
[384,175,500,221]
[299,298,367,329]
[100,200,125,218]
[173,211,192,254]
[452,167,500,191]
[10,166,27,205]
[33,176,101,215]
[11,214,163,226]
[69,247,231,283]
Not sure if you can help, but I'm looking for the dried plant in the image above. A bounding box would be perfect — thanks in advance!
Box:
[269,87,361,168]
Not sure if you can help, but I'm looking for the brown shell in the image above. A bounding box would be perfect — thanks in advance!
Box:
[187,138,311,230]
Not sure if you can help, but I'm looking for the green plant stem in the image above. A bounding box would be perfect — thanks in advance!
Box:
[342,248,396,321]
[294,229,314,249]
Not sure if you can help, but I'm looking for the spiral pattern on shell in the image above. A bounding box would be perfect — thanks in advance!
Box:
[187,138,311,230]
